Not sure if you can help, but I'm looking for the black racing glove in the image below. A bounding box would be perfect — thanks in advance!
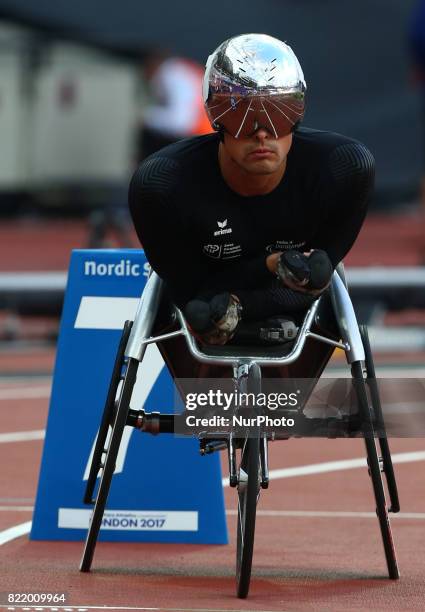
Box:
[184,292,242,345]
[277,249,333,292]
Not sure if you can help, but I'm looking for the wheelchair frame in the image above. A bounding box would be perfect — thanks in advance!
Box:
[79,270,400,599]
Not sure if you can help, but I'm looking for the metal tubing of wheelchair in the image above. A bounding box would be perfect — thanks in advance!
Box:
[364,435,400,579]
[364,370,400,512]
[360,325,400,514]
[84,321,133,505]
[144,412,175,434]
[125,271,365,369]
[330,272,365,364]
[379,437,400,514]
[260,435,269,489]
[305,331,347,350]
[228,434,237,487]
[352,362,399,579]
[125,273,164,361]
[175,300,321,366]
[137,328,185,346]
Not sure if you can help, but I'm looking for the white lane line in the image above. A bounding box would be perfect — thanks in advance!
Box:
[0,497,34,502]
[1,450,423,546]
[0,505,34,511]
[2,504,423,517]
[325,367,425,377]
[2,505,423,519]
[0,386,51,400]
[0,607,292,612]
[226,509,425,519]
[1,508,423,551]
[0,430,45,443]
[0,375,51,384]
[389,450,425,463]
[0,520,32,545]
[222,450,425,486]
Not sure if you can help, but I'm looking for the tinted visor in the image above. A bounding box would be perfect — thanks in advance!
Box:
[206,93,305,139]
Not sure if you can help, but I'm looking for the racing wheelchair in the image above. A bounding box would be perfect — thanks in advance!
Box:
[79,267,400,598]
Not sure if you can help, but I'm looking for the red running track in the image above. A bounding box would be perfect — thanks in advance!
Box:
[1,210,425,609]
[1,369,425,612]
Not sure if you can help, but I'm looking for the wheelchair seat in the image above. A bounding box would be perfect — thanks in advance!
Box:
[198,340,296,359]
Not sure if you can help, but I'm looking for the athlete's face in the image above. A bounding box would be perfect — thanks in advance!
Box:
[222,128,292,175]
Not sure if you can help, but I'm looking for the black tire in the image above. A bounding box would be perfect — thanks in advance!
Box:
[351,360,400,580]
[83,321,132,505]
[79,357,138,572]
[360,325,400,513]
[236,363,261,599]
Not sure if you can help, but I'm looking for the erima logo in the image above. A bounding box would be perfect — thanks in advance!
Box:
[214,219,232,236]
[84,259,151,278]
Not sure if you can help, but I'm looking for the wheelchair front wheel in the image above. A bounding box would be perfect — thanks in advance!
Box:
[236,363,261,598]
[236,433,260,598]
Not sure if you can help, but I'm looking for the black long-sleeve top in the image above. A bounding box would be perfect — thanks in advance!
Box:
[129,127,374,316]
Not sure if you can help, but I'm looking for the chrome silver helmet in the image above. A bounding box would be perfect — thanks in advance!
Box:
[203,33,306,139]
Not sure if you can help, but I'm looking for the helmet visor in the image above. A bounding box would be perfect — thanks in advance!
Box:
[206,92,305,139]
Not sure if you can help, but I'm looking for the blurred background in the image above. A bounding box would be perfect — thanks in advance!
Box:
[0,0,424,374]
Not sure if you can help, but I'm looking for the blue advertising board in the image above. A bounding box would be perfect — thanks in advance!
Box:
[31,250,227,544]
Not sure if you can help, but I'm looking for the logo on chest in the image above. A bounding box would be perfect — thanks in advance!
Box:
[203,242,242,260]
[266,239,307,253]
[203,244,222,258]
[214,219,233,236]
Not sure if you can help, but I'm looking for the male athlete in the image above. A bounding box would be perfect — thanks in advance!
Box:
[129,34,374,345]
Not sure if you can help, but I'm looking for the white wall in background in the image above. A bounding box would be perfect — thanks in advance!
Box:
[0,25,30,187]
[0,24,139,188]
[31,44,137,184]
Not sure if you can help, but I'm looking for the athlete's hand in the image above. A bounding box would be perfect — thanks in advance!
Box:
[266,252,283,275]
[275,249,333,296]
[184,293,242,345]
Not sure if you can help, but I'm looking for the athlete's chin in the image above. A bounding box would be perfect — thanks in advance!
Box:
[244,160,281,175]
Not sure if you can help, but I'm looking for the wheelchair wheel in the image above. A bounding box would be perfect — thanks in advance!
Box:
[351,360,399,580]
[83,321,133,505]
[360,325,400,513]
[236,363,261,599]
[80,356,138,573]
